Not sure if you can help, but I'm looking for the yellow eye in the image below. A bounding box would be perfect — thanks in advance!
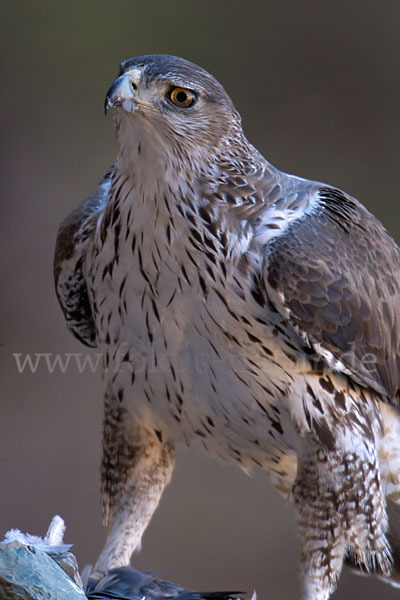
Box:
[169,87,196,107]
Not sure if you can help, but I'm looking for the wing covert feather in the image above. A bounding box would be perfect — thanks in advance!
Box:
[263,186,400,403]
[54,170,112,346]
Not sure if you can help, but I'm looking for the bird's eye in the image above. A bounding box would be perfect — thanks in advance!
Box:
[168,87,196,108]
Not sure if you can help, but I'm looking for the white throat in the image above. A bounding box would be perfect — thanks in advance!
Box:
[115,110,176,190]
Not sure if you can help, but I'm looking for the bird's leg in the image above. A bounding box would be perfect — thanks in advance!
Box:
[293,441,391,600]
[293,447,345,600]
[93,396,175,577]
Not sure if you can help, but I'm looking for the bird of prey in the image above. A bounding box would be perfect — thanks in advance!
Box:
[54,54,400,600]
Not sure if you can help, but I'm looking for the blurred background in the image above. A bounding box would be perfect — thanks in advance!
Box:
[1,1,400,598]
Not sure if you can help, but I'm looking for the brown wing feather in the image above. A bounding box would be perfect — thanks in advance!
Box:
[54,169,112,346]
[264,186,400,403]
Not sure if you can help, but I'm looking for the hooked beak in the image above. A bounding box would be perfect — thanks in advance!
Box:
[104,74,136,115]
[104,73,158,115]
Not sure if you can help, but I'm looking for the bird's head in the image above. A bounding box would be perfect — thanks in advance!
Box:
[105,55,243,178]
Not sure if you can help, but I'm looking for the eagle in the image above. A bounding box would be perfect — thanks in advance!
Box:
[54,54,400,599]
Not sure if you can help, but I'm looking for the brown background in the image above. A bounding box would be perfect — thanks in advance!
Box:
[1,1,400,598]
